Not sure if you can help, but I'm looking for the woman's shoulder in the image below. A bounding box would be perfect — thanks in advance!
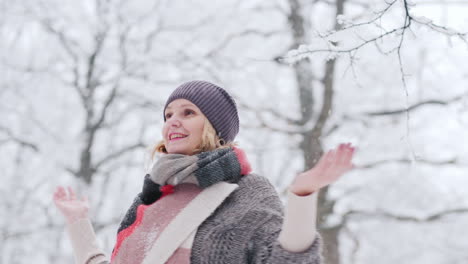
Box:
[208,173,283,223]
[231,173,281,205]
[236,173,276,192]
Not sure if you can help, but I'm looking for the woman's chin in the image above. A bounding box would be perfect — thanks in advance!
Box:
[166,146,193,155]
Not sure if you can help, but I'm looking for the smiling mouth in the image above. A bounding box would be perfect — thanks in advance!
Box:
[169,133,188,141]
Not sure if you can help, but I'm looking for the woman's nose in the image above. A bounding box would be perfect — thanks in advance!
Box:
[167,117,182,127]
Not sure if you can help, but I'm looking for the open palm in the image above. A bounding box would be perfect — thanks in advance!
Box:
[291,143,355,196]
[53,186,89,224]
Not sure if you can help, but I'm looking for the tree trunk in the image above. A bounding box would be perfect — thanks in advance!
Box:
[287,0,346,263]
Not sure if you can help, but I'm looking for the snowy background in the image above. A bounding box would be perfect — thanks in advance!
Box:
[1,0,468,263]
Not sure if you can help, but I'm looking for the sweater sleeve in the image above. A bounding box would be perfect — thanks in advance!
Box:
[65,218,110,264]
[277,189,318,252]
[245,177,322,264]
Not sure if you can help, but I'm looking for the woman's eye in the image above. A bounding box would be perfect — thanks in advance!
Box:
[185,109,195,115]
[165,113,172,119]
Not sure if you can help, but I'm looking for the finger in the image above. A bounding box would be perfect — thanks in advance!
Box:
[54,186,66,200]
[336,144,348,164]
[328,146,351,177]
[53,187,68,205]
[53,188,60,200]
[343,142,353,150]
[338,145,353,166]
[336,143,349,160]
[347,146,356,163]
[342,147,356,171]
[68,186,77,200]
[53,186,60,195]
[53,188,60,201]
[57,185,65,194]
[343,142,354,150]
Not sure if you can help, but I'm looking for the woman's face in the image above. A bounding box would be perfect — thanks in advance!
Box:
[162,99,205,155]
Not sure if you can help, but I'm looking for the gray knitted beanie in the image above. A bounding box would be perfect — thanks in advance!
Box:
[164,80,239,143]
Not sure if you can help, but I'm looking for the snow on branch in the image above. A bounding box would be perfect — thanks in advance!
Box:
[412,15,467,39]
[279,0,467,64]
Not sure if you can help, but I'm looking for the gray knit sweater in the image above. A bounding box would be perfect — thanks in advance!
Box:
[191,174,322,264]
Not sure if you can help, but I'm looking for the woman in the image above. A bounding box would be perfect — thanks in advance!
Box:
[53,80,355,264]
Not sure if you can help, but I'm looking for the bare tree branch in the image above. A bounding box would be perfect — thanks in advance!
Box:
[343,225,360,264]
[417,1,468,5]
[205,29,286,58]
[364,93,467,116]
[38,17,82,97]
[0,126,39,152]
[240,115,302,135]
[91,84,120,132]
[324,92,466,136]
[356,157,466,169]
[237,101,302,126]
[84,30,109,101]
[94,142,145,170]
[344,207,468,222]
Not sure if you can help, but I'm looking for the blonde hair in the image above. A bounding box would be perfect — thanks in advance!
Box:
[151,117,236,159]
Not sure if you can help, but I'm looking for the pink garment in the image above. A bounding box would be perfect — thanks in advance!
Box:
[112,184,201,264]
[166,248,191,263]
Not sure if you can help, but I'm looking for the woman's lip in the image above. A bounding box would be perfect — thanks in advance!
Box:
[168,134,188,141]
[170,137,186,141]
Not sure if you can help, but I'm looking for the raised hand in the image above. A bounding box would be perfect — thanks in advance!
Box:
[53,186,89,224]
[290,143,355,196]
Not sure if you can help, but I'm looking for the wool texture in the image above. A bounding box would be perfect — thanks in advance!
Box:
[111,147,251,262]
[191,174,323,264]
